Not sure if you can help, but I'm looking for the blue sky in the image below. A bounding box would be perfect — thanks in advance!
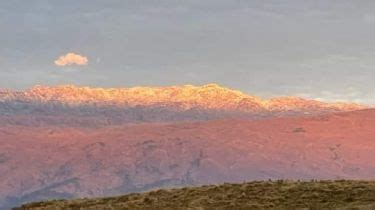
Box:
[1,0,375,104]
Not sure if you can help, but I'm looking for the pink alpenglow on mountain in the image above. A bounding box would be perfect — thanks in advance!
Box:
[1,108,375,208]
[0,84,365,115]
[0,84,371,208]
[19,84,366,111]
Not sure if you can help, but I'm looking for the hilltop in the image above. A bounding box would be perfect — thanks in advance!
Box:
[15,180,375,209]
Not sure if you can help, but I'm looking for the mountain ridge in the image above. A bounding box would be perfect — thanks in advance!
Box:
[0,84,367,112]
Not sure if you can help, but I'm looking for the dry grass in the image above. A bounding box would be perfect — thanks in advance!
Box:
[14,180,375,210]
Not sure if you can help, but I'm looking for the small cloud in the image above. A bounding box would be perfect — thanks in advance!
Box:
[54,53,88,66]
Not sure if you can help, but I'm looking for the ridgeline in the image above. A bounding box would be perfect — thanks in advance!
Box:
[15,180,375,209]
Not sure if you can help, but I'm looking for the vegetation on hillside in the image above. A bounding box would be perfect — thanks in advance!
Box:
[15,180,375,209]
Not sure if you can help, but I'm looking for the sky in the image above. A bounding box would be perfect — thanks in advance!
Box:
[1,0,375,104]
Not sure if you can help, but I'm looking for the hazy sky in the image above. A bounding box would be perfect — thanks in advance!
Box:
[1,0,375,104]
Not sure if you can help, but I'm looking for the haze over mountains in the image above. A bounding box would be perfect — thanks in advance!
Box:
[0,84,372,209]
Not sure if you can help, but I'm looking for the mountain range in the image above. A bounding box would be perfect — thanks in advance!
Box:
[0,84,365,126]
[0,84,372,209]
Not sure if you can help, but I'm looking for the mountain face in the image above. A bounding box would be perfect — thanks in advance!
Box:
[0,84,371,209]
[1,109,375,209]
[0,84,365,126]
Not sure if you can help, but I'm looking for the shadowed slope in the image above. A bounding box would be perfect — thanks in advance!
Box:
[1,109,375,208]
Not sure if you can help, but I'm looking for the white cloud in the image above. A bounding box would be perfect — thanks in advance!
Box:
[54,53,88,66]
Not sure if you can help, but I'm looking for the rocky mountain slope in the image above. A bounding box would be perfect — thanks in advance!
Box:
[1,109,375,209]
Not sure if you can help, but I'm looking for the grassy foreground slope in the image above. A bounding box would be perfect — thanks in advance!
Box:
[15,180,375,209]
